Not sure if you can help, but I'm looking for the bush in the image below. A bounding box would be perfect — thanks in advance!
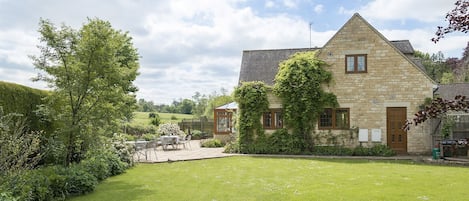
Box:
[157,123,184,136]
[4,170,52,201]
[201,139,225,148]
[190,130,203,139]
[369,144,395,156]
[142,133,158,141]
[224,141,240,153]
[112,133,135,167]
[0,192,18,201]
[124,124,157,136]
[170,115,178,120]
[63,164,98,195]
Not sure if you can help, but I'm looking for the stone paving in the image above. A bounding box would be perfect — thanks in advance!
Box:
[133,140,235,163]
[132,140,469,166]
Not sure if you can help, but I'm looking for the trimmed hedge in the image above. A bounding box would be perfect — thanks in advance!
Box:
[0,81,51,132]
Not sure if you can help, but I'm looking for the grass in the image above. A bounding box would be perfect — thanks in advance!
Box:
[69,156,469,201]
[129,112,194,126]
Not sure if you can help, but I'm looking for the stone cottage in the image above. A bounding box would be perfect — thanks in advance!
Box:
[235,13,437,154]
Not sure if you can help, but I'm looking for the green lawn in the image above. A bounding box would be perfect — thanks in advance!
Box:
[130,112,194,126]
[69,156,469,201]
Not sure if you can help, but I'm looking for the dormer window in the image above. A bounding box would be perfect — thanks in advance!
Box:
[345,54,367,73]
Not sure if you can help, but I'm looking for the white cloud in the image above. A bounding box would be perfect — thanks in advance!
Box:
[314,4,324,14]
[265,0,275,8]
[352,0,454,23]
[283,0,298,9]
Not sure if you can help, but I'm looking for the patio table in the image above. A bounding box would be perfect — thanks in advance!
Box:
[160,136,180,150]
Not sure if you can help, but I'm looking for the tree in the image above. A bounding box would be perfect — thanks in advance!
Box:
[404,95,469,130]
[432,0,469,42]
[414,51,451,82]
[31,18,139,165]
[203,95,233,118]
[179,99,194,114]
[273,51,337,151]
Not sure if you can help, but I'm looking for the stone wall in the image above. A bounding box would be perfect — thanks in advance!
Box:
[315,15,435,154]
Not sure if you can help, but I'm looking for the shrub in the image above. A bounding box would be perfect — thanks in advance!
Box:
[112,133,135,167]
[369,144,395,156]
[4,170,52,201]
[157,123,184,136]
[190,130,202,139]
[223,141,240,153]
[142,133,158,141]
[63,164,98,195]
[313,146,353,156]
[170,115,178,120]
[0,192,18,201]
[201,139,224,148]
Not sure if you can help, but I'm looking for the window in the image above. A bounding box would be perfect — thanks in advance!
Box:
[318,108,350,129]
[345,54,367,73]
[263,109,283,129]
[216,111,232,133]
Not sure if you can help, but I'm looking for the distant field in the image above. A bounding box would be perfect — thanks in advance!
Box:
[129,112,194,126]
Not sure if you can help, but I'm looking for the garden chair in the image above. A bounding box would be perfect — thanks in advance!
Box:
[134,139,148,161]
[145,139,160,160]
[178,134,192,150]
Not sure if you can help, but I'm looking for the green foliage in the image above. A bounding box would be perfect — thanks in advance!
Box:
[0,110,42,176]
[203,95,233,118]
[124,124,157,136]
[266,128,304,154]
[273,51,337,151]
[32,18,140,165]
[233,81,269,153]
[149,113,161,126]
[171,115,178,120]
[111,133,135,167]
[201,139,225,148]
[0,81,52,133]
[414,50,451,82]
[313,146,353,156]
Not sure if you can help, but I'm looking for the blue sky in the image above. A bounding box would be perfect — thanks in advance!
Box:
[0,0,467,104]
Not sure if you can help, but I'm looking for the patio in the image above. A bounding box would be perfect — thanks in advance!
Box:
[132,140,234,163]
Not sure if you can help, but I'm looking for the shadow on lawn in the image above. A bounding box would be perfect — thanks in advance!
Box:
[70,180,156,201]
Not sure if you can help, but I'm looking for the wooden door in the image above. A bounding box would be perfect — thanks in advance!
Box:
[386,107,407,154]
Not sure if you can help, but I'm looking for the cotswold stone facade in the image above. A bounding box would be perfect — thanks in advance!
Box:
[238,13,436,154]
[316,13,435,154]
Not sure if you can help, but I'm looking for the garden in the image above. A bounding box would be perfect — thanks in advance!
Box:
[69,156,469,201]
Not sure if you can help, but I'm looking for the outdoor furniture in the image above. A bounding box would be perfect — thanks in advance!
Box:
[178,134,192,149]
[126,140,149,161]
[160,135,179,150]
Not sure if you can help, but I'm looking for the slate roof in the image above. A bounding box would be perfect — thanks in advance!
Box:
[389,40,414,55]
[238,43,423,85]
[435,83,469,99]
[238,48,318,85]
[238,14,432,85]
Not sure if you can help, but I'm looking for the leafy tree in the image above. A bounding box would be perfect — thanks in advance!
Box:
[432,0,469,42]
[404,95,469,130]
[179,99,194,114]
[31,18,139,165]
[192,92,208,117]
[203,95,233,118]
[414,51,451,82]
[273,51,337,151]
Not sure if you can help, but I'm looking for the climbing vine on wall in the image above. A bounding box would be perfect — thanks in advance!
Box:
[233,81,269,153]
[273,51,338,151]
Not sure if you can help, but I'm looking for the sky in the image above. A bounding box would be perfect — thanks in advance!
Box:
[0,0,467,104]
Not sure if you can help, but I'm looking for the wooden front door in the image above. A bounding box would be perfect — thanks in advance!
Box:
[386,107,407,154]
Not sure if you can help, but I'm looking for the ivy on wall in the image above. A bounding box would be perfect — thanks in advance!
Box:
[273,51,338,151]
[233,81,269,153]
